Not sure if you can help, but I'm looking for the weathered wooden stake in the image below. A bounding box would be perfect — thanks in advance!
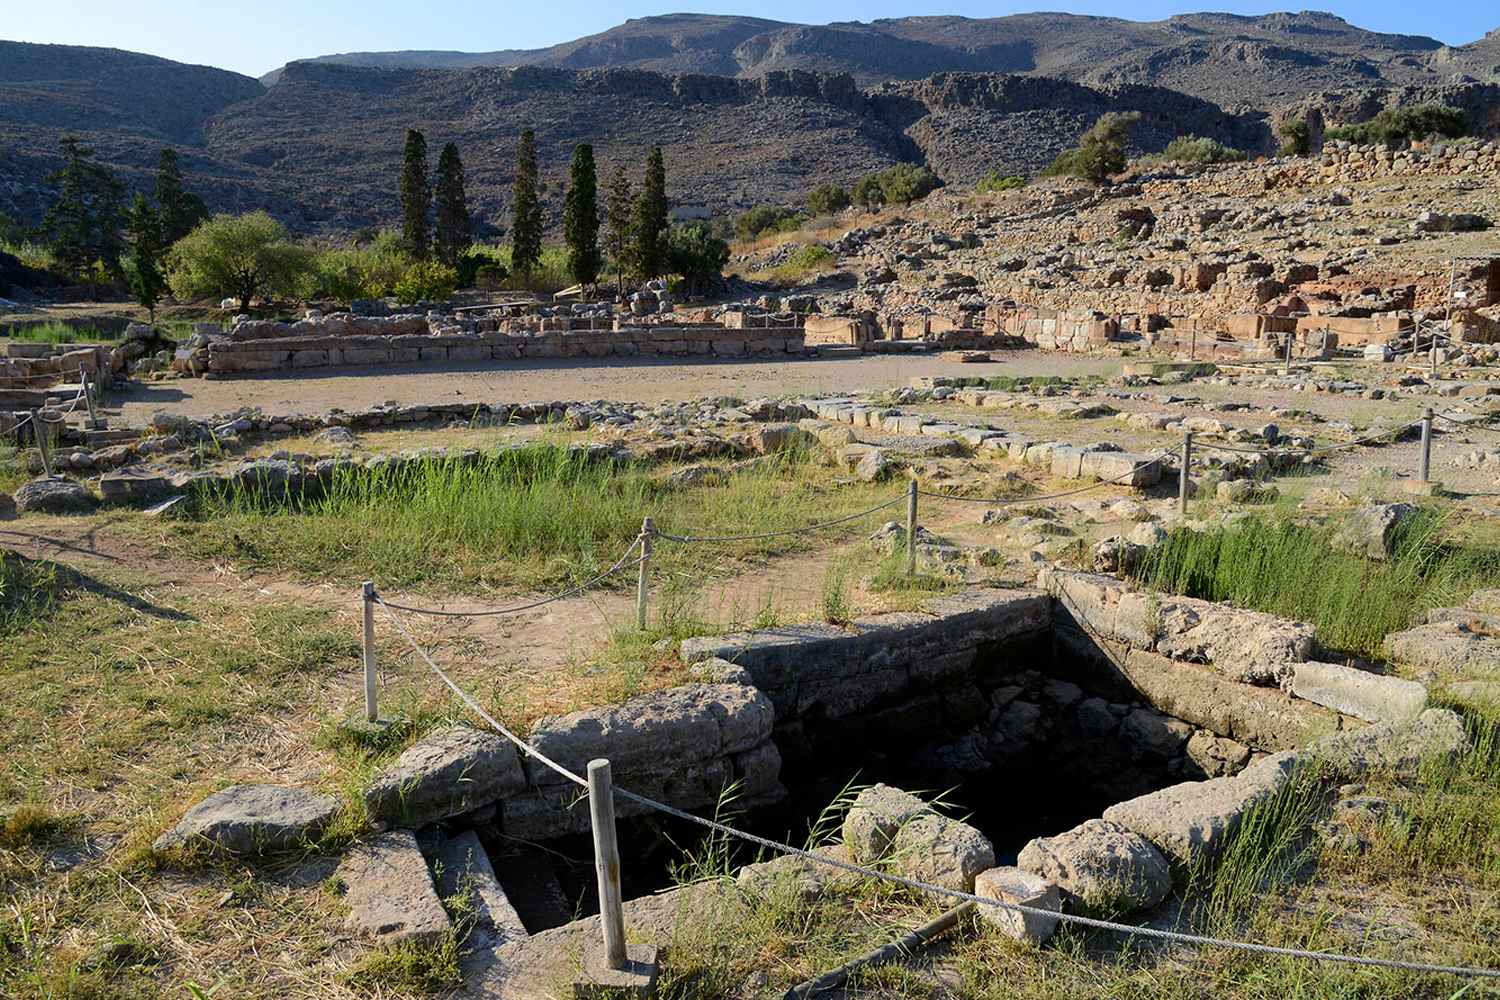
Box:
[82,371,105,430]
[1188,321,1197,361]
[1179,431,1193,516]
[33,411,53,478]
[1420,408,1433,483]
[906,479,918,577]
[636,516,653,631]
[361,581,377,722]
[1283,331,1294,375]
[588,758,628,971]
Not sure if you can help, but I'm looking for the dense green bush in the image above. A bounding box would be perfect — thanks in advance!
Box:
[392,260,459,304]
[168,211,312,312]
[733,205,803,241]
[807,184,852,216]
[313,231,406,304]
[1325,104,1466,146]
[1161,135,1245,163]
[975,172,1027,193]
[1043,112,1140,184]
[877,162,938,204]
[852,173,885,209]
[1278,118,1311,157]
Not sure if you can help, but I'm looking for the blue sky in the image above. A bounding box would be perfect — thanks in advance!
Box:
[6,1,1495,77]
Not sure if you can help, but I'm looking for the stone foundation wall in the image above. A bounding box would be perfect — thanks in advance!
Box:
[983,305,1121,352]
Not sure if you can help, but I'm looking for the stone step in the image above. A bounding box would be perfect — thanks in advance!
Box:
[431,831,528,946]
[489,842,576,933]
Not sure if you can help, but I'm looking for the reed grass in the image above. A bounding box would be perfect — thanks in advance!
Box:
[1,321,118,344]
[176,442,895,595]
[1130,508,1500,659]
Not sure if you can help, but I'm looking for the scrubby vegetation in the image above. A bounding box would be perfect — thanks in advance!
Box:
[1160,134,1245,163]
[1325,103,1466,146]
[1044,112,1140,184]
[975,172,1027,193]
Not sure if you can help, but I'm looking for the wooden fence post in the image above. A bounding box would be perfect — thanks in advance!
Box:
[906,479,918,577]
[636,517,653,631]
[1179,431,1193,516]
[362,582,378,722]
[1420,409,1433,484]
[588,759,628,970]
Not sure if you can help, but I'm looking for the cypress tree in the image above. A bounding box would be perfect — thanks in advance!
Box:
[399,129,431,262]
[604,165,633,294]
[632,146,669,280]
[154,148,207,244]
[41,137,125,297]
[511,129,542,289]
[563,143,600,288]
[126,193,168,320]
[433,141,471,268]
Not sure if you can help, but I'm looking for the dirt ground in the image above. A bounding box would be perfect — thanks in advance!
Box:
[106,351,1118,422]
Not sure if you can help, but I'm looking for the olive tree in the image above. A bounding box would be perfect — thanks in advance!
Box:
[168,211,312,313]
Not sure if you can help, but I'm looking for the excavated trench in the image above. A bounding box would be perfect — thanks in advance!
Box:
[469,591,1240,933]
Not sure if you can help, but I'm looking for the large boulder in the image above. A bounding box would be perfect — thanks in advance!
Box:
[14,477,95,514]
[153,784,338,855]
[843,783,929,861]
[842,783,993,899]
[1017,819,1172,912]
[365,726,526,826]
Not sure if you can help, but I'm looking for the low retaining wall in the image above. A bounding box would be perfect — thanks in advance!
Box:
[192,313,808,375]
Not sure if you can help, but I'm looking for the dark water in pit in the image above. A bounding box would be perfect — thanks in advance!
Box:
[476,703,1179,932]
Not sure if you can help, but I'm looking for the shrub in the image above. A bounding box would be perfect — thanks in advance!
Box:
[456,247,507,288]
[1278,118,1311,157]
[975,172,1027,193]
[733,205,802,241]
[392,261,458,304]
[664,220,729,294]
[807,184,852,217]
[852,173,885,209]
[314,232,407,304]
[777,244,833,274]
[1161,135,1245,163]
[878,162,938,204]
[1326,104,1466,146]
[1043,112,1141,184]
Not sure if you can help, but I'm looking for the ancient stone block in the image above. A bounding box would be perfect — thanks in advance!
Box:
[1017,818,1171,912]
[339,830,451,944]
[153,784,337,856]
[974,867,1060,943]
[365,725,526,826]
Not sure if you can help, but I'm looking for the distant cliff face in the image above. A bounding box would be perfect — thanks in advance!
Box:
[2,13,1498,237]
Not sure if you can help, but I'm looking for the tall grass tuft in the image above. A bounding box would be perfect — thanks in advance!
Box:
[183,442,893,595]
[1131,509,1500,659]
[1,321,118,344]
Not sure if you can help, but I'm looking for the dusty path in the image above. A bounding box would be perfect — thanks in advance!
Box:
[106,350,1119,422]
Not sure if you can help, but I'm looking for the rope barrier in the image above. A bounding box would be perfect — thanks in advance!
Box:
[1435,411,1500,435]
[374,595,589,786]
[650,493,909,544]
[374,537,645,617]
[374,597,1500,981]
[917,454,1167,504]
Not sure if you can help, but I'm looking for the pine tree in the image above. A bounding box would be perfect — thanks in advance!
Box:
[632,147,669,280]
[433,141,471,268]
[126,193,168,320]
[511,129,542,290]
[41,137,125,297]
[604,165,633,293]
[399,129,431,262]
[563,143,601,288]
[154,148,207,245]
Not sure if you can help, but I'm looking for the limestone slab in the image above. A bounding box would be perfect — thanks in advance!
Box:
[339,829,451,944]
[365,725,526,826]
[1290,661,1428,723]
[153,783,337,856]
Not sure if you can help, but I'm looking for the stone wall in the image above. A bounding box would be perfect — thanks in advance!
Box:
[983,305,1122,352]
[183,311,808,376]
[1268,140,1500,187]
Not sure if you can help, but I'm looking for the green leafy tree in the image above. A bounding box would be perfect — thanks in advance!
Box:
[807,184,851,217]
[41,137,125,295]
[433,141,471,269]
[154,148,208,245]
[563,143,601,287]
[1160,135,1245,163]
[604,165,633,292]
[852,173,885,210]
[167,211,312,313]
[399,129,431,263]
[1278,119,1311,157]
[1043,112,1141,184]
[878,163,938,204]
[125,193,168,320]
[664,220,729,295]
[511,130,542,289]
[632,147,669,280]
